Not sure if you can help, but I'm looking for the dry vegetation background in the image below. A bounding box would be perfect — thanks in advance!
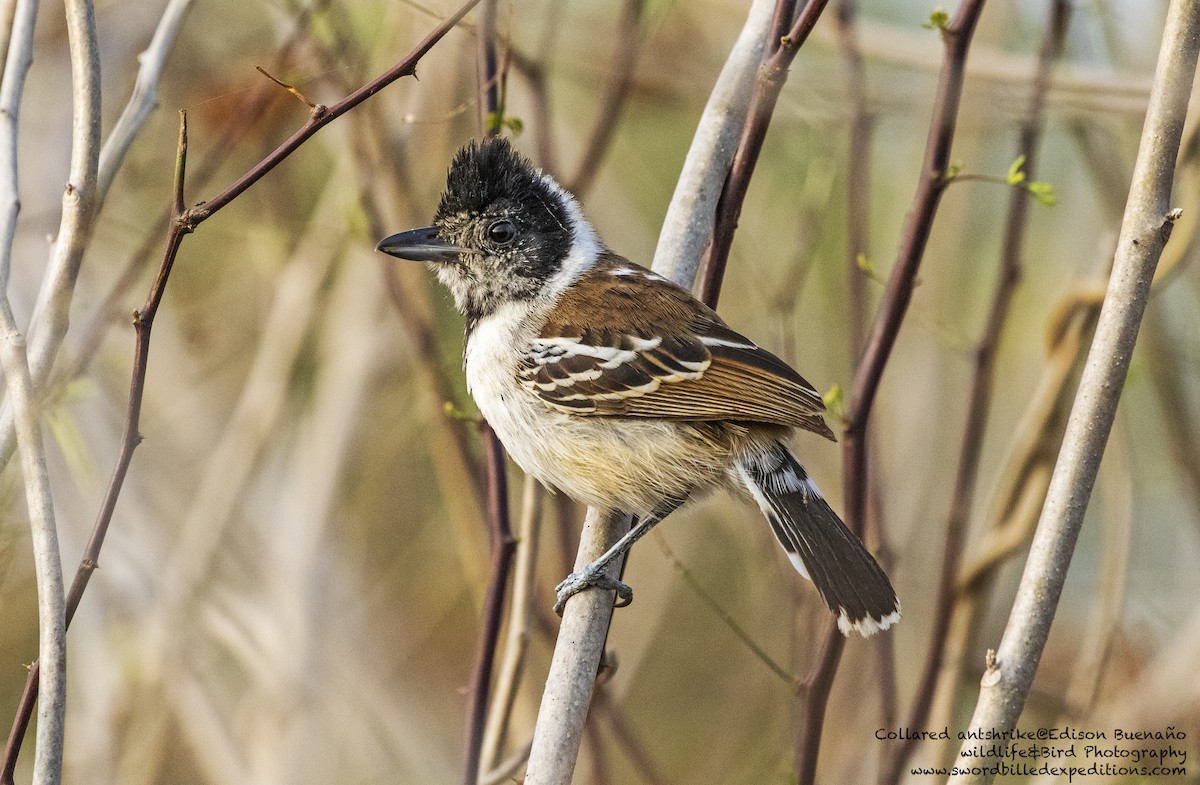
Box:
[0,0,1198,783]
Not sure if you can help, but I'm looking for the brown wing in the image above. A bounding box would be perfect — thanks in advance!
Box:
[518,254,835,440]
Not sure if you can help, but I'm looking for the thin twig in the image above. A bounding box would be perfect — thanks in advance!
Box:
[189,0,481,223]
[835,0,872,359]
[476,0,498,134]
[881,4,1069,782]
[19,0,101,413]
[948,1,1200,780]
[797,3,988,783]
[651,0,775,289]
[254,64,318,108]
[461,424,517,785]
[697,0,832,308]
[833,0,898,736]
[566,0,645,198]
[0,0,66,781]
[479,474,542,773]
[0,3,482,775]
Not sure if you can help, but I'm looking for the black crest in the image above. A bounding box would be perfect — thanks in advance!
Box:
[436,138,571,242]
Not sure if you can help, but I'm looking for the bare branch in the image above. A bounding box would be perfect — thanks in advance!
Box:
[0,0,67,781]
[882,3,1069,781]
[525,508,630,785]
[796,3,988,782]
[0,313,63,785]
[462,424,517,785]
[21,0,101,404]
[0,3,482,775]
[652,0,775,287]
[523,3,776,782]
[697,0,831,307]
[948,1,1200,780]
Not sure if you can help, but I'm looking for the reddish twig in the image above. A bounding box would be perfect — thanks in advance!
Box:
[0,4,482,778]
[697,0,831,308]
[833,0,900,738]
[796,2,988,783]
[881,4,1069,782]
[509,49,559,174]
[566,0,646,198]
[477,0,500,134]
[835,0,873,358]
[190,1,480,223]
[461,424,517,785]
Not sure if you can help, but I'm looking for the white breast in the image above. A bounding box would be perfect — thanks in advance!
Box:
[465,301,565,484]
[464,301,733,514]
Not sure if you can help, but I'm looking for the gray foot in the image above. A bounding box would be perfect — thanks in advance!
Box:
[553,565,632,615]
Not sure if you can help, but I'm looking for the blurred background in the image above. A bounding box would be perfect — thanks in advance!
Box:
[1,0,1198,783]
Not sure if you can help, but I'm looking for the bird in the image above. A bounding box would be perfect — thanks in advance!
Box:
[377,137,899,636]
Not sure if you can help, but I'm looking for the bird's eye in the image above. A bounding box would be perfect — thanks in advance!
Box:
[487,220,517,245]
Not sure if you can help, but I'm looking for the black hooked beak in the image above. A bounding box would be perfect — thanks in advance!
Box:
[375,226,466,263]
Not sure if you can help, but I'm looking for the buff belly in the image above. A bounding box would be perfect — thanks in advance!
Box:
[479,384,737,514]
[465,301,749,513]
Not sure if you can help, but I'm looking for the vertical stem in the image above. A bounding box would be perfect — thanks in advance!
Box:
[525,3,777,781]
[477,0,498,135]
[835,0,871,358]
[524,509,630,785]
[698,0,831,308]
[461,425,517,785]
[796,2,988,782]
[948,2,1200,781]
[881,3,1069,782]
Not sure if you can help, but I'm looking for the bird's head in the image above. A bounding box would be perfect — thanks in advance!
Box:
[377,137,600,323]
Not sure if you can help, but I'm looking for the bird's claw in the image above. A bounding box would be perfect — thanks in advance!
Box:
[553,566,632,615]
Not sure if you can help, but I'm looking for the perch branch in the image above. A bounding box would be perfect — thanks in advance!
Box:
[524,3,778,781]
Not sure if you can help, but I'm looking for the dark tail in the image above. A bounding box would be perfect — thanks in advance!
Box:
[734,442,899,637]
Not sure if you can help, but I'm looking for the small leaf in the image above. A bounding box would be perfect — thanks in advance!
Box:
[1026,181,1058,206]
[922,8,950,30]
[486,112,525,137]
[855,252,874,276]
[1006,155,1027,185]
[502,115,524,135]
[943,160,963,182]
[823,384,846,421]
